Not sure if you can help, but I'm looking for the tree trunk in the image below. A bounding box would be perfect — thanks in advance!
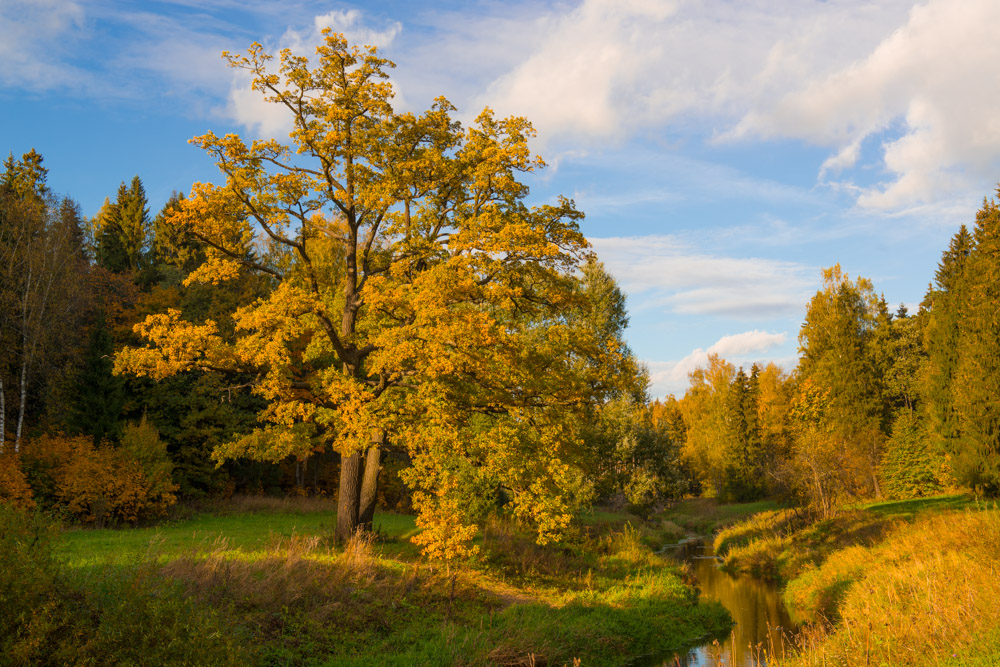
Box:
[15,332,27,454]
[871,469,882,500]
[0,372,5,453]
[336,450,365,542]
[358,443,382,530]
[15,266,30,454]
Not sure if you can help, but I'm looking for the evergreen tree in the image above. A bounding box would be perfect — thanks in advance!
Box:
[953,195,1000,495]
[922,225,973,457]
[95,176,151,274]
[57,197,88,263]
[94,196,130,273]
[153,191,200,272]
[722,366,765,501]
[68,316,124,445]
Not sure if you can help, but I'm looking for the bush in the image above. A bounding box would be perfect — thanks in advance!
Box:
[0,453,35,510]
[21,432,177,525]
[119,417,178,509]
[0,505,73,663]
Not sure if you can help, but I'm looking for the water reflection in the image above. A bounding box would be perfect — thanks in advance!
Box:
[663,541,797,667]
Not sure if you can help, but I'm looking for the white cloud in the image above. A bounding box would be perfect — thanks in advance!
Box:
[474,1,912,144]
[0,0,90,91]
[730,0,1000,211]
[645,330,790,398]
[470,0,999,210]
[710,330,787,358]
[590,235,814,319]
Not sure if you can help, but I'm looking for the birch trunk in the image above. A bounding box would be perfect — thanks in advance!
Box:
[15,266,30,454]
[0,373,6,453]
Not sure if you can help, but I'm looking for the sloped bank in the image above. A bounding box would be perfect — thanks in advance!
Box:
[711,496,1000,666]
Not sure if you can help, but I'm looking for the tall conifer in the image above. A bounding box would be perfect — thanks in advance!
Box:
[953,197,1000,494]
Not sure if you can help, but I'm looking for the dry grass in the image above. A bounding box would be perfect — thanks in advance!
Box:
[716,508,894,582]
[780,507,1000,666]
[713,508,805,556]
[480,516,582,579]
[161,531,409,627]
[220,493,340,514]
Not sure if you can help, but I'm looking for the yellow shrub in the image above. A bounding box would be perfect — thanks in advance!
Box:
[22,433,176,525]
[0,454,35,510]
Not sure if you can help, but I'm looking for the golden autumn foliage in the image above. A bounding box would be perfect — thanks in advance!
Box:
[0,454,35,510]
[21,433,177,525]
[114,32,636,553]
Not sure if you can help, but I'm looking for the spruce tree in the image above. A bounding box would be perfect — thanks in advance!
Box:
[922,225,973,453]
[953,196,1000,495]
[68,317,124,445]
[95,176,151,274]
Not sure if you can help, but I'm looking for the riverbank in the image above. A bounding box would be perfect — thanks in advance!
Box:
[1,499,733,666]
[712,494,1000,666]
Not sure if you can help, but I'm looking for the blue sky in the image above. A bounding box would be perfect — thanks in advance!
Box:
[4,0,1000,397]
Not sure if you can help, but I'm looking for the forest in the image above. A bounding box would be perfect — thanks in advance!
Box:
[2,33,999,667]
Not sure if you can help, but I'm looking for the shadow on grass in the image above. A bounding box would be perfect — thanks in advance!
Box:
[862,492,976,519]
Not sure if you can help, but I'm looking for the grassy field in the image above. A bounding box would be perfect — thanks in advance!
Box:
[56,499,421,567]
[3,497,734,666]
[711,494,1000,666]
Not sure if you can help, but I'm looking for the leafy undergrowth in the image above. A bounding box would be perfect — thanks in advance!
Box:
[13,498,731,666]
[0,505,249,666]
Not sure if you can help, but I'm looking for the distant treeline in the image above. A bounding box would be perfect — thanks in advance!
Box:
[0,150,327,504]
[670,193,1000,513]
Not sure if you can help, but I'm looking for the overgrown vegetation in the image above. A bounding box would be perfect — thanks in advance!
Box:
[0,505,249,666]
[1,500,732,666]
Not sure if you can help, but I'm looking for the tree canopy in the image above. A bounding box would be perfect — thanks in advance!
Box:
[115,32,636,549]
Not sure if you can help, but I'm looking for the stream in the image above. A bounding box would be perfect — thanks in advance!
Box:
[655,539,799,667]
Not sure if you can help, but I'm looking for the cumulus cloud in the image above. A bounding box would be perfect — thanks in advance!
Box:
[645,330,791,398]
[475,1,911,142]
[472,0,999,211]
[590,235,814,319]
[729,0,1000,211]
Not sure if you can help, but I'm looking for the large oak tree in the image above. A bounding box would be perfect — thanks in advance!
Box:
[116,33,634,548]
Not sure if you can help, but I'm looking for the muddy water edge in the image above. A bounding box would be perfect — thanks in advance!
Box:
[644,539,799,667]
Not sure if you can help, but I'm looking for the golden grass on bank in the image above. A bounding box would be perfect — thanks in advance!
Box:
[713,508,802,556]
[160,531,393,624]
[784,507,1000,666]
[717,508,895,583]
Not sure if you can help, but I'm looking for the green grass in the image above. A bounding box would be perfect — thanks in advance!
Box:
[11,498,734,666]
[56,507,420,567]
[652,497,783,538]
[859,491,977,518]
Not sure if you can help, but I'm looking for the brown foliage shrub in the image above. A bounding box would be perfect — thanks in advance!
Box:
[22,433,177,525]
[0,453,35,510]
